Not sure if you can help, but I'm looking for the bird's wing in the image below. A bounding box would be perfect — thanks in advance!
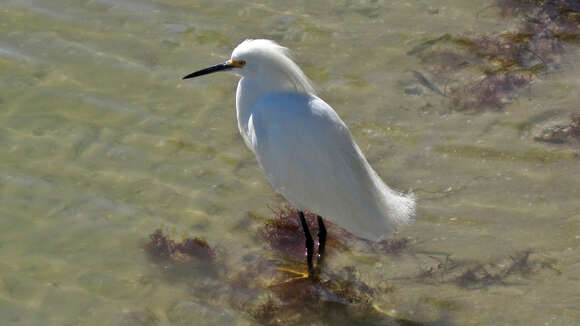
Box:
[248,92,410,239]
[249,92,355,193]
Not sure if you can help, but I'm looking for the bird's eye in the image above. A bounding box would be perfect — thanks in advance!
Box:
[238,60,246,66]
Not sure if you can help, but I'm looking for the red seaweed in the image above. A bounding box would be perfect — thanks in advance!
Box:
[257,206,351,262]
[412,0,579,111]
[145,229,215,264]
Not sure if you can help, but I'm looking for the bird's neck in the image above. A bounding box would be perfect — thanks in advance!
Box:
[235,76,291,146]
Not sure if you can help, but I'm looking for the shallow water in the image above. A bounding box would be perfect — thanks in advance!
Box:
[1,0,579,325]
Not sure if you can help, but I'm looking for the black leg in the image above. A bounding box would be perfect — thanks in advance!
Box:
[298,211,314,272]
[316,215,327,265]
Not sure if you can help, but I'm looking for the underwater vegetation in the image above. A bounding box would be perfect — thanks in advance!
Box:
[409,0,579,112]
[246,207,393,324]
[142,207,559,324]
[257,206,352,262]
[534,113,580,143]
[144,229,221,284]
[497,0,580,31]
[144,208,422,325]
[249,267,384,326]
[373,237,410,255]
[413,249,560,289]
[145,229,216,265]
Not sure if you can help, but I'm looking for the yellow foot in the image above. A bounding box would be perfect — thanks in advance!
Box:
[269,267,310,286]
[372,304,397,318]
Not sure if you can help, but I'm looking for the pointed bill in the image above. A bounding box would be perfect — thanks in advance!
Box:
[182,60,245,79]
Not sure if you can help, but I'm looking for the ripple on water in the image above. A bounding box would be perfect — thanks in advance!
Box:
[1,0,579,325]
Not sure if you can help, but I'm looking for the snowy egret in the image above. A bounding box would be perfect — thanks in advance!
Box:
[183,39,415,274]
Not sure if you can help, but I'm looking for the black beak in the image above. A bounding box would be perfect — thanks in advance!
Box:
[182,62,234,79]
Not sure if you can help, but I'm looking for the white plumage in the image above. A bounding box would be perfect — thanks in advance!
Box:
[189,39,415,241]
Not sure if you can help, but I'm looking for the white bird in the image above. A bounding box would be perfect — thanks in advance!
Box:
[183,39,415,273]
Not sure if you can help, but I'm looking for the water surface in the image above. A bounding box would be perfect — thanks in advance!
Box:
[1,0,579,325]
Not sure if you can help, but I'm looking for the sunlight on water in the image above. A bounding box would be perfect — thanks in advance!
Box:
[1,0,579,325]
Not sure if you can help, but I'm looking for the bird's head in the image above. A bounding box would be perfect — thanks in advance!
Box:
[183,39,314,94]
